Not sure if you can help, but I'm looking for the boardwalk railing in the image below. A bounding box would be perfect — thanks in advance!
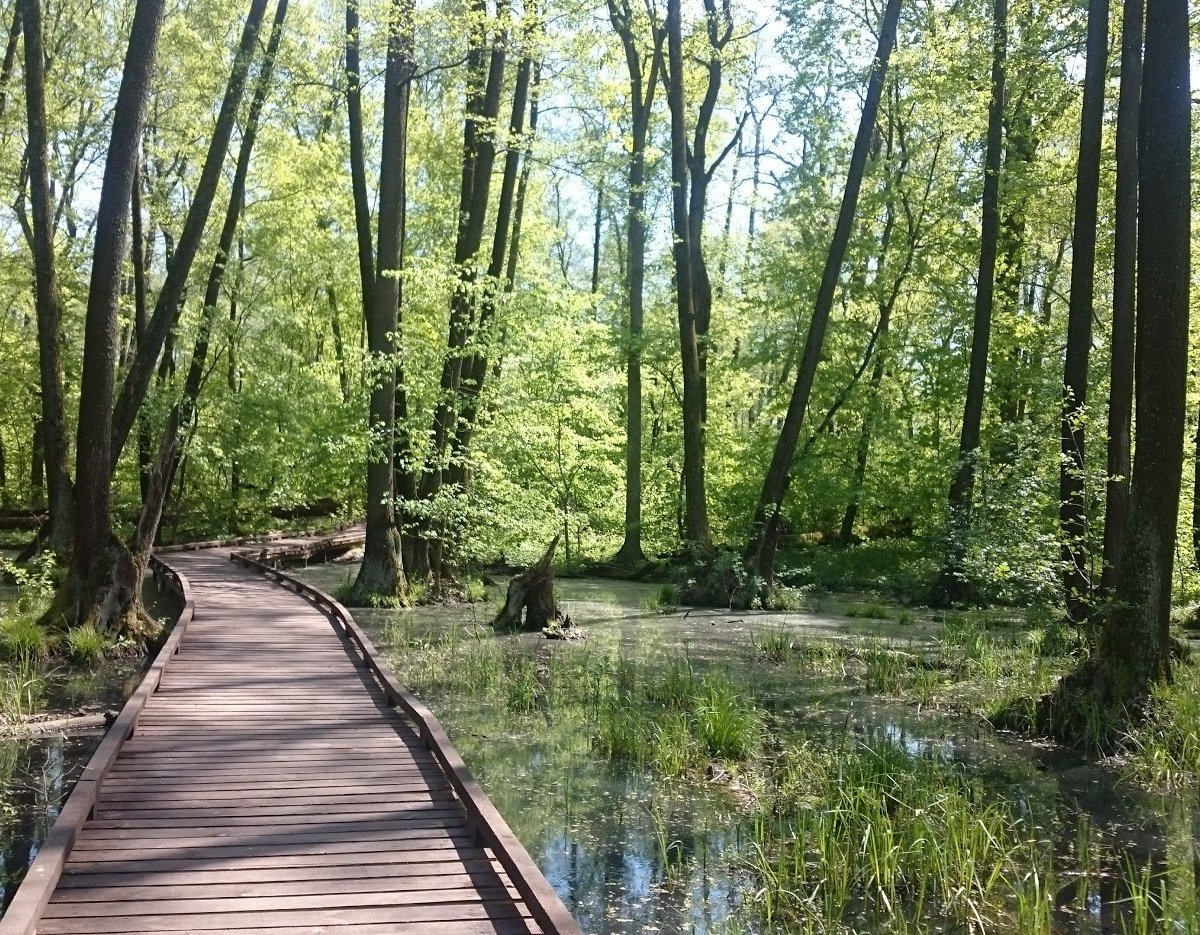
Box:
[229,548,583,935]
[0,556,194,935]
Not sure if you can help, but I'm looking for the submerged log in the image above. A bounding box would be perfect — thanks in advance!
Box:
[493,535,563,632]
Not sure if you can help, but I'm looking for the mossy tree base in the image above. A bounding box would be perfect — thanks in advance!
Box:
[40,537,156,640]
[346,524,407,607]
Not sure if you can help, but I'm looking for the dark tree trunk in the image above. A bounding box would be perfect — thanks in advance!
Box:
[446,25,535,491]
[932,0,1006,605]
[109,0,269,469]
[328,285,352,405]
[135,0,288,561]
[1042,0,1191,738]
[744,0,902,583]
[665,0,711,553]
[590,179,603,295]
[422,2,507,498]
[1101,0,1141,595]
[607,0,661,566]
[1095,0,1189,691]
[346,0,413,604]
[30,417,43,508]
[0,4,21,120]
[55,0,164,635]
[21,0,72,558]
[1059,0,1109,621]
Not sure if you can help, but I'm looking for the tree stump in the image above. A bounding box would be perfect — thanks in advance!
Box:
[493,535,562,632]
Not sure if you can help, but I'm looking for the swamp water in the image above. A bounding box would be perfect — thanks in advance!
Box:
[0,578,173,915]
[299,564,1200,934]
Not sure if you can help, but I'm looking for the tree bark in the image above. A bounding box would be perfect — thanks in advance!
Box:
[446,28,534,491]
[1059,0,1109,621]
[932,0,1006,605]
[346,0,413,604]
[0,4,21,121]
[57,0,164,634]
[744,0,903,583]
[607,0,661,566]
[665,0,711,553]
[1089,0,1188,718]
[109,0,269,469]
[1100,0,1140,594]
[20,0,72,558]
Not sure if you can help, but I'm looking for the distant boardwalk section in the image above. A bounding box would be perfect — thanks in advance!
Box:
[0,530,581,935]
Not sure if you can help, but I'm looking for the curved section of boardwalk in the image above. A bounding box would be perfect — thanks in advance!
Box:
[10,541,578,935]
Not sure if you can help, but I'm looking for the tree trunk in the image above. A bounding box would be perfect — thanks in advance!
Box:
[109,0,269,469]
[744,0,902,583]
[446,21,536,489]
[346,0,413,605]
[1102,0,1142,593]
[932,0,1006,605]
[21,0,72,558]
[1059,0,1109,621]
[665,0,711,553]
[54,0,164,635]
[607,0,661,566]
[0,4,21,121]
[1041,0,1191,739]
[135,0,289,561]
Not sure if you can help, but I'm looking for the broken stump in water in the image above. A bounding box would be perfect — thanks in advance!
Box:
[493,535,565,632]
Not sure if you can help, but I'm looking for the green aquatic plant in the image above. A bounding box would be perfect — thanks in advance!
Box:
[845,602,893,620]
[0,660,47,723]
[0,615,54,663]
[64,625,107,665]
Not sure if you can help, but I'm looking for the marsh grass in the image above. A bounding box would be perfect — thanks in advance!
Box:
[844,602,893,620]
[0,615,54,663]
[0,660,47,723]
[64,625,106,665]
[748,739,1026,931]
[1128,661,1200,789]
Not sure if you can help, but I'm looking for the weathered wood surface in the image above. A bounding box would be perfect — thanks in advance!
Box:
[0,532,579,935]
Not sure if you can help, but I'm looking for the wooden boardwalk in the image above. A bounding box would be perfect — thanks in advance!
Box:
[1,535,580,935]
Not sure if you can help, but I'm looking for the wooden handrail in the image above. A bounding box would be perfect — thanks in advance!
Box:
[0,556,195,935]
[229,548,583,935]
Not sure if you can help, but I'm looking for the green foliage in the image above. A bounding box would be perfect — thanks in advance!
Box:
[0,660,46,724]
[0,615,54,663]
[1128,661,1200,790]
[64,625,107,666]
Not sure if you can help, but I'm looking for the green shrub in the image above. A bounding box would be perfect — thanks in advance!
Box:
[845,602,893,620]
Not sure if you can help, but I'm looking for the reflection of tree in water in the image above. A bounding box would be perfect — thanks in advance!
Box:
[447,703,748,934]
[0,734,89,914]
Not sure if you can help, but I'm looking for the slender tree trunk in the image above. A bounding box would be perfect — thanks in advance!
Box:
[109,0,269,469]
[932,0,1006,605]
[1059,0,1109,621]
[347,0,413,603]
[447,28,535,490]
[328,285,352,405]
[30,417,43,508]
[607,0,660,566]
[20,0,72,558]
[590,179,603,295]
[54,0,164,634]
[665,0,710,552]
[744,0,903,583]
[135,0,288,560]
[0,5,21,120]
[1101,0,1141,593]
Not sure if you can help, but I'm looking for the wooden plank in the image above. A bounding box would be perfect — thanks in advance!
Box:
[1,534,576,935]
[35,900,530,933]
